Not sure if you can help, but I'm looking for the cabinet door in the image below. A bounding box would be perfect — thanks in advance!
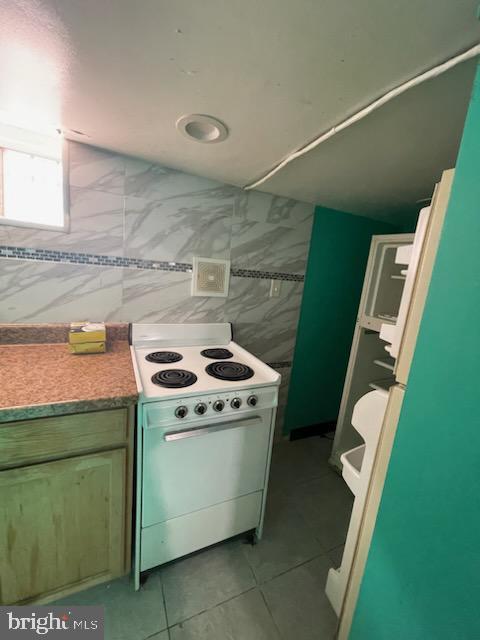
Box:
[0,449,126,604]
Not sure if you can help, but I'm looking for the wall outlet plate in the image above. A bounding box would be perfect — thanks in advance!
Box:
[270,279,281,298]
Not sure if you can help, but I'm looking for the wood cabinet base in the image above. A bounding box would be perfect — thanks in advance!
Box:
[0,407,134,605]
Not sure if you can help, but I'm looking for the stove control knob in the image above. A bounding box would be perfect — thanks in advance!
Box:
[247,395,258,407]
[213,400,225,412]
[175,405,188,419]
[231,397,242,410]
[194,402,207,415]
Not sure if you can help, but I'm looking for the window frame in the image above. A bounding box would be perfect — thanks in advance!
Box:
[0,138,69,233]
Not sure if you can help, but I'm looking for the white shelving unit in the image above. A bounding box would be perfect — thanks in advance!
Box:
[329,233,413,470]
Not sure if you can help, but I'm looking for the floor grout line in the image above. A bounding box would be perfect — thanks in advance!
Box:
[257,550,329,587]
[166,585,258,629]
[159,571,171,637]
[259,586,284,640]
[240,538,262,587]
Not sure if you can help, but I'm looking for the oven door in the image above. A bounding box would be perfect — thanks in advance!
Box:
[142,408,273,527]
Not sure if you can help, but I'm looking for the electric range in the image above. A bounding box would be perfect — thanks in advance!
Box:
[129,323,280,589]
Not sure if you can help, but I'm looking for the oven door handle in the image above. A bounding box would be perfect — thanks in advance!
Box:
[164,415,262,441]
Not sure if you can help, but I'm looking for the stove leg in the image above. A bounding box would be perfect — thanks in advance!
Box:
[245,530,258,546]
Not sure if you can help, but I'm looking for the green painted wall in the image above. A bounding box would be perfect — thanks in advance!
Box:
[350,64,480,639]
[285,207,397,433]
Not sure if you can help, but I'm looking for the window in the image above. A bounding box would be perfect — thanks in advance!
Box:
[0,123,65,229]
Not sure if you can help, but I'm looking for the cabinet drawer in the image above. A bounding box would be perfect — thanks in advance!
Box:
[0,409,128,468]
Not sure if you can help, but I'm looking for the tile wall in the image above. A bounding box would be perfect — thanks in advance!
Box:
[0,142,314,436]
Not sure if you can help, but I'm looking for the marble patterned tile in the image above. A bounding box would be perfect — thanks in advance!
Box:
[230,218,313,274]
[272,365,291,440]
[169,588,280,640]
[276,366,291,406]
[232,322,297,363]
[125,157,237,208]
[273,405,286,441]
[0,187,124,256]
[0,259,122,322]
[124,195,232,263]
[225,277,303,325]
[113,268,225,323]
[234,189,314,229]
[66,187,125,255]
[68,141,125,194]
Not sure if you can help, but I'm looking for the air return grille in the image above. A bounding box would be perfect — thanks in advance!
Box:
[191,257,230,297]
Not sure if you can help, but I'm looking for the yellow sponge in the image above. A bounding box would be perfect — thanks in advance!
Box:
[69,322,106,344]
[69,341,106,354]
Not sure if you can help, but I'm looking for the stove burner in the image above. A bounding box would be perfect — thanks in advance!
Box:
[205,361,254,381]
[151,369,197,388]
[200,348,234,360]
[146,351,183,364]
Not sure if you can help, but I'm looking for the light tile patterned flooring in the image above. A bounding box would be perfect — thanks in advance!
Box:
[56,435,353,640]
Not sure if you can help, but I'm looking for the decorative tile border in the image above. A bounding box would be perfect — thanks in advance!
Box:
[0,245,304,283]
[0,246,192,273]
[230,267,303,282]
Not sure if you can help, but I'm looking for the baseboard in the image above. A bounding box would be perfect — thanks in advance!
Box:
[288,420,337,441]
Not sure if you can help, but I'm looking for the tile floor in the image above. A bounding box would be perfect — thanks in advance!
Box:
[55,435,353,640]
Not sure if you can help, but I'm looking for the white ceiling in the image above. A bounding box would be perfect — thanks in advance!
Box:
[0,0,479,221]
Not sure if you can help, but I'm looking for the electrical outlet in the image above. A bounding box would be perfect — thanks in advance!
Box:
[269,279,281,298]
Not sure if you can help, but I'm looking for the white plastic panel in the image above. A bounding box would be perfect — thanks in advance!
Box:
[395,243,413,266]
[131,322,232,347]
[379,206,431,359]
[360,234,413,331]
[351,389,389,442]
[326,389,389,616]
[341,445,365,495]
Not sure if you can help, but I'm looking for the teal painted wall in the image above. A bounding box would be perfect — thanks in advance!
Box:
[285,207,397,433]
[350,64,480,639]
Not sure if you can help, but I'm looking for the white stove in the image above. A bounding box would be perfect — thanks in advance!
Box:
[130,323,280,589]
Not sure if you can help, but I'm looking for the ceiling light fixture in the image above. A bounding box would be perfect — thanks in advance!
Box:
[176,114,228,143]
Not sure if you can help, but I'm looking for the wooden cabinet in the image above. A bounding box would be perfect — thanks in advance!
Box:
[0,408,134,604]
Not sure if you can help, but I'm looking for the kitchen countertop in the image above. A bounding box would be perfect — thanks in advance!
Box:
[0,341,138,423]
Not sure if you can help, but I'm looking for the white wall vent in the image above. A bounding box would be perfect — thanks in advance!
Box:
[191,257,230,297]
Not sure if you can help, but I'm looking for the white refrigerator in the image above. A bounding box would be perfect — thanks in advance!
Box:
[326,168,455,618]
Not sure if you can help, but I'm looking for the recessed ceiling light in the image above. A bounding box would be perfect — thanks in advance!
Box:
[176,114,228,143]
